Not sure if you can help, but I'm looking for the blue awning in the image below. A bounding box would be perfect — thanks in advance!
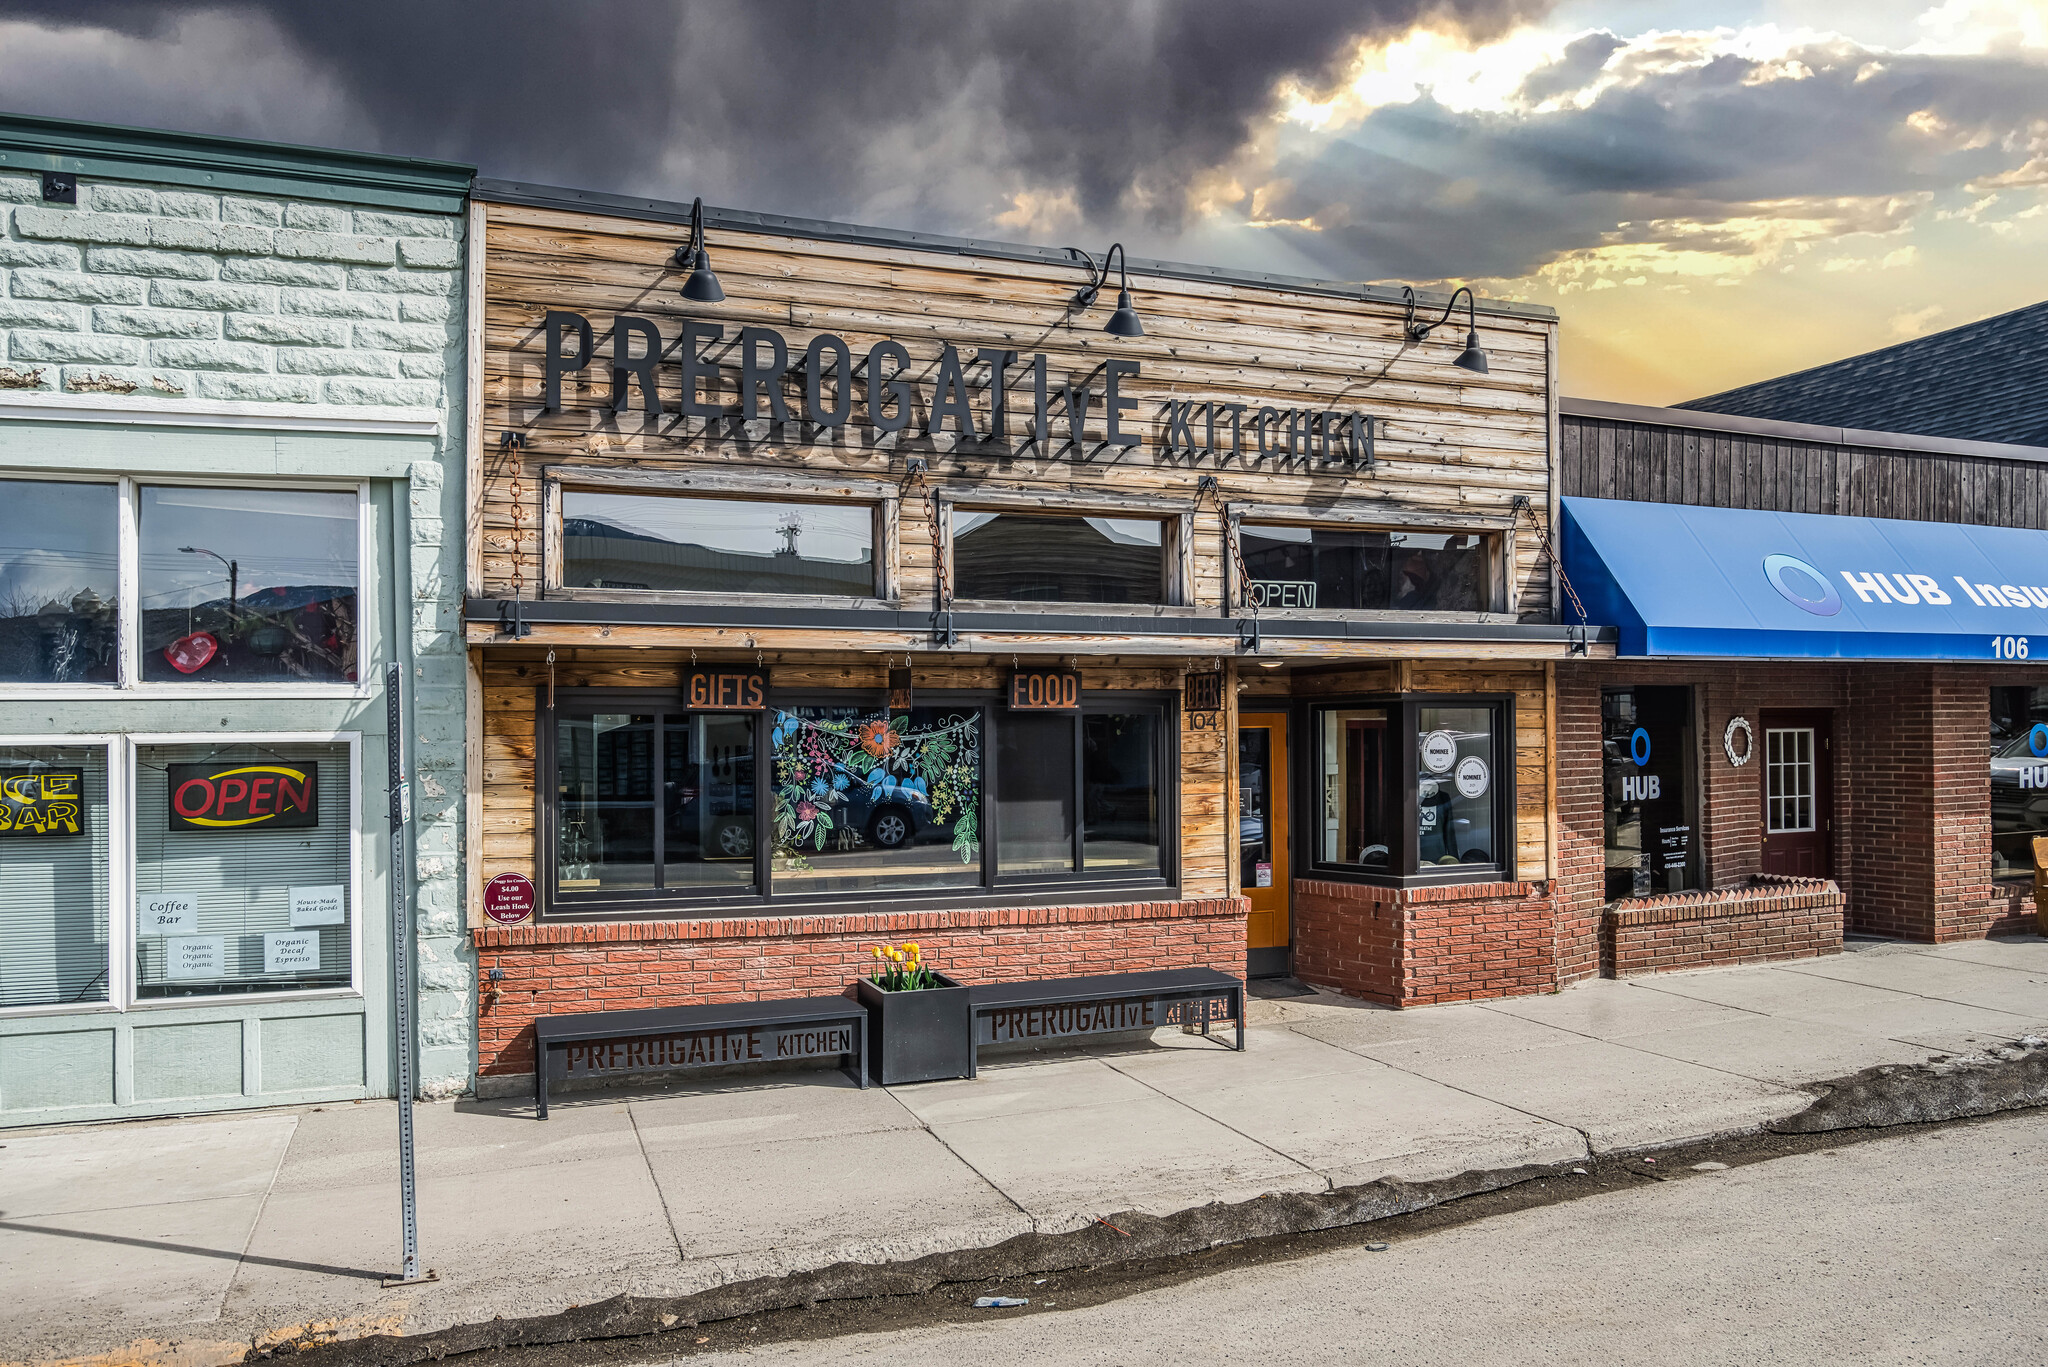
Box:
[1561,497,2048,659]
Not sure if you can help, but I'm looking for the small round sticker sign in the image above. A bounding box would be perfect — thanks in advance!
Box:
[483,872,536,925]
[1455,755,1490,800]
[1421,730,1457,774]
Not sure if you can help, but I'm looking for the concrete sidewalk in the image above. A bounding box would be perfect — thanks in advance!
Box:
[8,937,2048,1366]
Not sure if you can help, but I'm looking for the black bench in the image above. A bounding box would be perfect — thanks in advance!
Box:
[965,968,1244,1078]
[532,997,867,1118]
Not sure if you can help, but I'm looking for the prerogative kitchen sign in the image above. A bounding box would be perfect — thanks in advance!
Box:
[538,311,1379,469]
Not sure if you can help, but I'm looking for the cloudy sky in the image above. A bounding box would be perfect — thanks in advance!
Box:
[1,0,2043,403]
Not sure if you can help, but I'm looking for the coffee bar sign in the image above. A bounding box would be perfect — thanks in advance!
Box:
[539,311,1378,469]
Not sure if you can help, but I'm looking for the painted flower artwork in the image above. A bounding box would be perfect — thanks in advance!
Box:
[771,707,981,868]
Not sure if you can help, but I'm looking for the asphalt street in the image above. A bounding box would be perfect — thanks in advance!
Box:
[685,1108,2048,1366]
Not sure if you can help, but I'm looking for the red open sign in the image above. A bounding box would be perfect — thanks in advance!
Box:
[167,762,319,831]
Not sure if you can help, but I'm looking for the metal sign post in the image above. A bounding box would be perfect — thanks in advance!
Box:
[382,661,434,1287]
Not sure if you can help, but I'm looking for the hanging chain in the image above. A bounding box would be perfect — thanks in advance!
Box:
[923,481,950,610]
[1513,496,1586,625]
[1225,514,1259,620]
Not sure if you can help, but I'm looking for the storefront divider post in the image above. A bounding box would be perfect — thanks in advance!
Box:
[383,660,433,1286]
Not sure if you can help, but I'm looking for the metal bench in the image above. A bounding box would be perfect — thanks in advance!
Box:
[965,967,1245,1078]
[532,996,867,1118]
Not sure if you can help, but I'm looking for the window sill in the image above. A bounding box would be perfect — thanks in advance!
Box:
[1300,865,1514,889]
[1,683,376,702]
[0,1000,118,1021]
[537,880,1184,923]
[127,987,363,1010]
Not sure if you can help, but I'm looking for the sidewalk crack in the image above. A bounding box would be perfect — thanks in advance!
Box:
[1094,1050,1330,1191]
[882,1085,1035,1226]
[221,1113,299,1321]
[627,1102,688,1264]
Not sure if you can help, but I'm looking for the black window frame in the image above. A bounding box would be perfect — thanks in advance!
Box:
[537,685,1180,919]
[1296,693,1517,887]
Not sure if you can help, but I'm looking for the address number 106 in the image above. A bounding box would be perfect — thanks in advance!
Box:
[1992,636,2030,659]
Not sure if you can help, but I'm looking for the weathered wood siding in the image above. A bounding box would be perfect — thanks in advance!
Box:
[474,201,1559,625]
[1562,416,2048,528]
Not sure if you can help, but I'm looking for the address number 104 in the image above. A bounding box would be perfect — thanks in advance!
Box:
[1993,635,2030,659]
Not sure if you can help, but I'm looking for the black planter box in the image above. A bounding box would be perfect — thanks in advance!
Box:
[855,972,972,1085]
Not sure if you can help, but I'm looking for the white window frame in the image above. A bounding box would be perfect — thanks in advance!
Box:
[0,472,374,700]
[1765,727,1818,835]
[123,729,364,1010]
[0,732,124,1019]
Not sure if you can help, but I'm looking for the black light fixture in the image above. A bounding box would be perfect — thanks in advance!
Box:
[1067,243,1144,337]
[672,196,726,303]
[1401,285,1489,374]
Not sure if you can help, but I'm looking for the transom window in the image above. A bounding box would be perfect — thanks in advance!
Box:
[1766,728,1817,834]
[0,476,365,689]
[952,510,1169,605]
[1241,524,1492,612]
[561,490,875,597]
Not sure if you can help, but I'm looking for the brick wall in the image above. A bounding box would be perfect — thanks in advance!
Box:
[1293,878,1553,1006]
[1606,876,1843,975]
[0,169,473,1095]
[472,897,1247,1076]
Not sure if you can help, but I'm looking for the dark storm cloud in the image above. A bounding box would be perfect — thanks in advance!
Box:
[0,0,1548,233]
[1257,39,2048,282]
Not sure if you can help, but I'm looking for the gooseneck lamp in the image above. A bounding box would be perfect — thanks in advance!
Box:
[1401,285,1489,374]
[1067,243,1145,337]
[673,197,726,303]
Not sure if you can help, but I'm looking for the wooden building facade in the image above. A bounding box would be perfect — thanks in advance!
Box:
[459,183,1601,1090]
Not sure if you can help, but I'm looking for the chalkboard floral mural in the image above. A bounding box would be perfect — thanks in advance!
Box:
[771,708,980,868]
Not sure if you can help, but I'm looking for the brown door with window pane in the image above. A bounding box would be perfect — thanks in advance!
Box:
[1239,713,1290,961]
[1760,710,1832,878]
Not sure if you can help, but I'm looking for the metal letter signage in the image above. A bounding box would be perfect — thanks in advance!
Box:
[561,1026,856,1076]
[1008,669,1081,711]
[167,762,318,831]
[683,668,767,711]
[1183,671,1223,731]
[975,995,1232,1046]
[0,769,85,836]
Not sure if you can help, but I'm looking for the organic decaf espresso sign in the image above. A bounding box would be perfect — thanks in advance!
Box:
[168,762,318,831]
[0,769,85,836]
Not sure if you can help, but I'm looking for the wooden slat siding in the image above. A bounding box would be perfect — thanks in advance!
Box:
[478,204,1559,628]
[1561,416,2048,530]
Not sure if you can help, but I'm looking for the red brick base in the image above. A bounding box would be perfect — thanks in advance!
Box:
[1292,878,1555,1007]
[1604,875,1843,977]
[471,897,1248,1075]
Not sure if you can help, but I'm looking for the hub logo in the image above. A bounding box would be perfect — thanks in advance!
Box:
[1764,554,1843,617]
[1620,727,1660,800]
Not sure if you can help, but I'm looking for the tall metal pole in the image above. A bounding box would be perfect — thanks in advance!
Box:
[384,660,429,1285]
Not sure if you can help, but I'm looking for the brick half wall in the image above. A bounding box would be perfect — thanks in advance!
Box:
[1293,879,1555,1007]
[1605,876,1843,977]
[472,896,1247,1076]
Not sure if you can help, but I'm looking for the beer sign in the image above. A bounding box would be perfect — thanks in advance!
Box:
[0,769,85,837]
[168,762,318,831]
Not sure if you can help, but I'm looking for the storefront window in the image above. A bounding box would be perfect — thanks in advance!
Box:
[562,491,873,596]
[953,512,1165,604]
[1602,687,1699,899]
[1991,685,2048,880]
[0,480,119,685]
[554,709,757,899]
[1241,525,1490,612]
[1313,699,1510,880]
[772,706,981,894]
[991,707,1164,878]
[139,486,359,683]
[1417,706,1495,868]
[133,741,352,999]
[1319,707,1392,869]
[0,744,110,1007]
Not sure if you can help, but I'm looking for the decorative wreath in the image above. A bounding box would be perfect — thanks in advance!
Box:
[1724,715,1755,767]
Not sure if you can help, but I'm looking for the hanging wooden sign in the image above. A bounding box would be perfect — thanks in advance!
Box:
[888,667,914,716]
[1008,669,1080,711]
[683,667,768,710]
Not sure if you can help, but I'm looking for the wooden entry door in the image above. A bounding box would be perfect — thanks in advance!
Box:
[1239,713,1291,964]
[1760,710,1833,878]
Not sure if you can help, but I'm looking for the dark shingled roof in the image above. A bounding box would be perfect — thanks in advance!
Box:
[1675,299,2048,448]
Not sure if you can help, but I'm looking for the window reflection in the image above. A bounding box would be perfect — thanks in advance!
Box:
[563,491,873,596]
[0,480,118,684]
[1084,710,1160,872]
[1242,525,1489,612]
[556,714,657,893]
[954,512,1165,604]
[1320,708,1390,867]
[139,486,358,683]
[1417,706,1495,868]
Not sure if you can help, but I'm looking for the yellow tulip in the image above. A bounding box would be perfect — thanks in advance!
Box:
[871,946,883,960]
